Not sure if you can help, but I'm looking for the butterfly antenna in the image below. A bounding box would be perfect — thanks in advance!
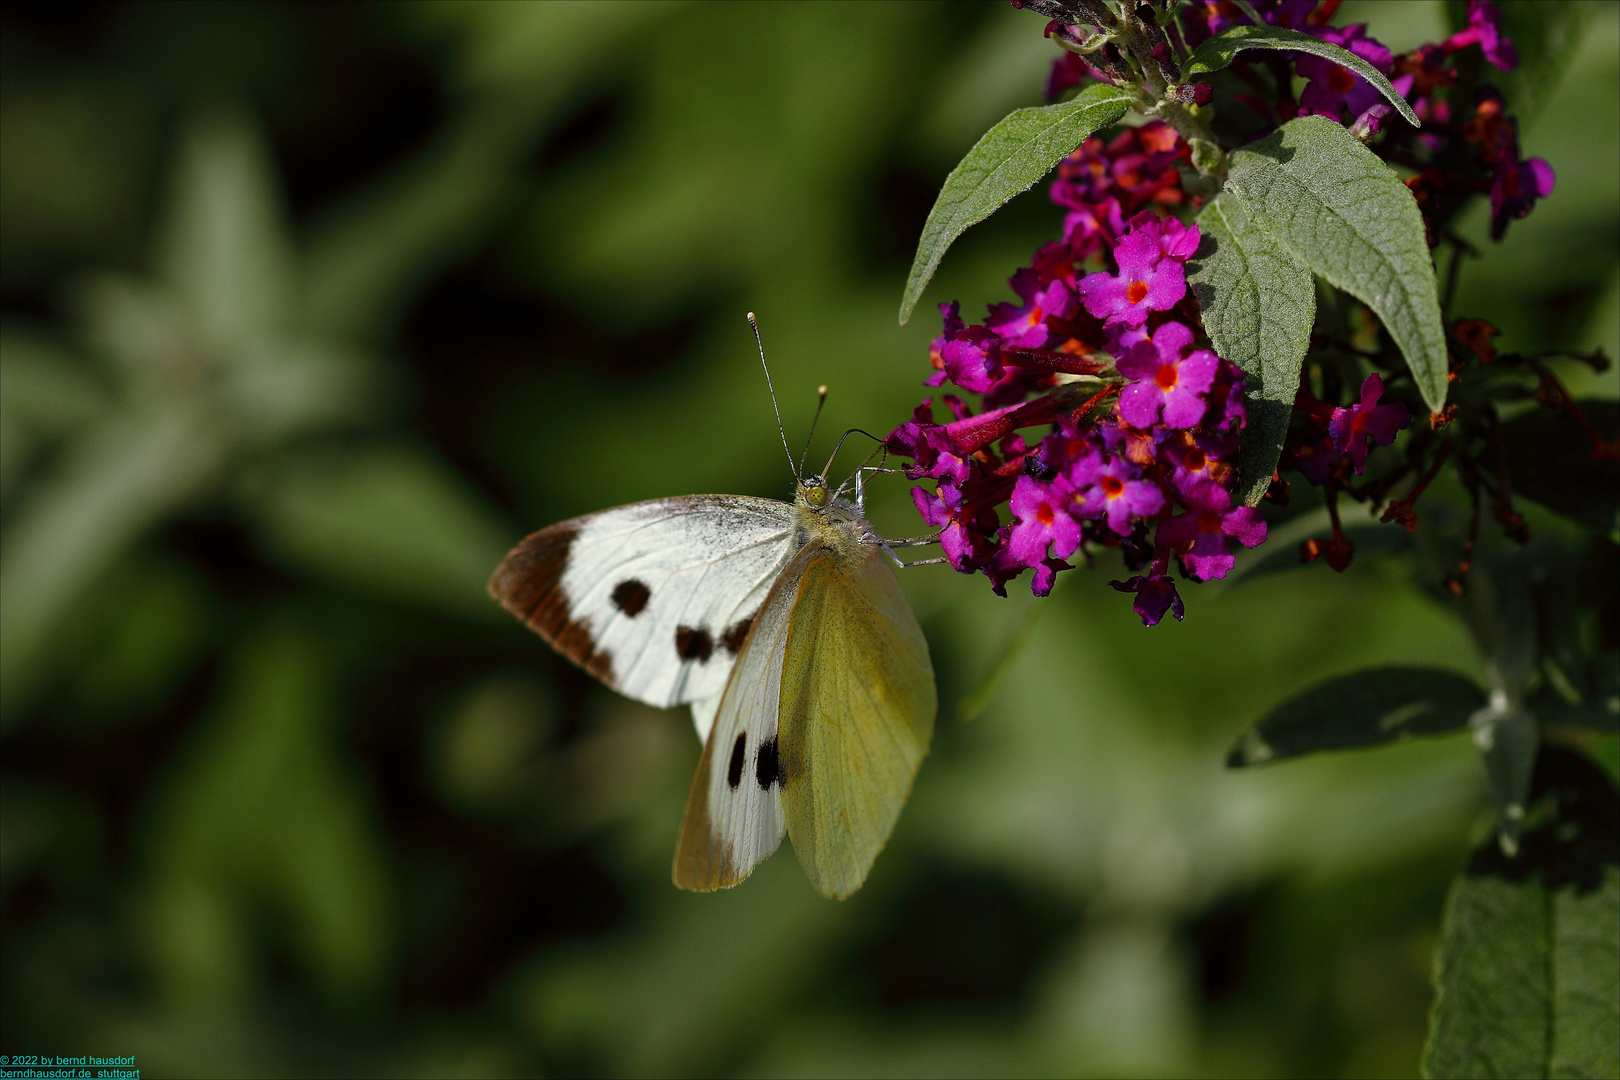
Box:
[821,427,885,480]
[748,312,799,481]
[796,384,829,478]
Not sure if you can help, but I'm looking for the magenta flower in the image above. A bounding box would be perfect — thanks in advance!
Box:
[988,269,1076,349]
[1077,213,1197,328]
[1008,474,1082,565]
[1291,428,1341,485]
[1029,556,1073,598]
[932,325,1005,394]
[1270,1,1323,32]
[1205,359,1249,431]
[1162,429,1238,497]
[911,478,960,528]
[1059,195,1125,261]
[1489,152,1555,240]
[1069,449,1165,536]
[1444,0,1518,71]
[1156,481,1268,581]
[1123,211,1200,262]
[1328,372,1410,473]
[1297,25,1396,128]
[1114,321,1221,429]
[889,400,972,485]
[1109,573,1184,626]
[939,516,988,574]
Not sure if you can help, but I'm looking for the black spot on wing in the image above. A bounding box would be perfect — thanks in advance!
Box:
[611,578,651,616]
[756,737,783,791]
[676,625,714,663]
[721,612,756,655]
[727,733,747,789]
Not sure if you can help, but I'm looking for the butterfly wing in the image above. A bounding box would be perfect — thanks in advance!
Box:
[778,543,936,899]
[489,496,798,720]
[672,542,821,891]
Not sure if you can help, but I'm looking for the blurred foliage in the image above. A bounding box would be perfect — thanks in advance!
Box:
[1,2,1615,1077]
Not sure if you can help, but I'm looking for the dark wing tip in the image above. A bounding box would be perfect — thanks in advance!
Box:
[489,522,578,624]
[490,522,616,684]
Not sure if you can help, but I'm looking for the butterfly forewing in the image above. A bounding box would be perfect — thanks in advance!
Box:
[672,543,821,891]
[489,496,797,717]
[778,545,936,899]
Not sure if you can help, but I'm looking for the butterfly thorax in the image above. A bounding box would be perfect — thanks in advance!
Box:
[792,478,874,564]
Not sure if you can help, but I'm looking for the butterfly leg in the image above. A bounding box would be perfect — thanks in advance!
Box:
[850,460,886,512]
[874,535,942,569]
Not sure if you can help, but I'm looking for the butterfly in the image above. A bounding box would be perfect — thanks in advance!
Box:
[488,315,937,899]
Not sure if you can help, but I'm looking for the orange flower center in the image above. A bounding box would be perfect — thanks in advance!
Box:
[1126,281,1150,305]
[1101,475,1125,498]
[1036,502,1055,525]
[1155,363,1179,391]
[1185,448,1206,470]
[1028,305,1044,327]
[1328,65,1355,94]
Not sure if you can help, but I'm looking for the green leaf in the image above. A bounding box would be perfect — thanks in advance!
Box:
[898,83,1131,325]
[1541,698,1620,734]
[1225,116,1449,412]
[1500,401,1619,535]
[156,103,296,354]
[1425,748,1620,1080]
[239,444,513,618]
[1187,191,1315,504]
[0,411,216,719]
[144,625,391,1002]
[1227,665,1485,767]
[1181,25,1420,127]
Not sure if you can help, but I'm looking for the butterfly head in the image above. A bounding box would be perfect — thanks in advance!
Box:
[796,475,831,511]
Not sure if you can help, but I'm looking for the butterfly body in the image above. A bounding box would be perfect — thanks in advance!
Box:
[490,476,935,899]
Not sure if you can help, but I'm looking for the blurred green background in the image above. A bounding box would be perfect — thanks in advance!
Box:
[2,2,1615,1077]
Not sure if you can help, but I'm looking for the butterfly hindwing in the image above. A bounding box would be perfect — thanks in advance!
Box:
[672,543,821,891]
[489,496,797,716]
[778,543,936,899]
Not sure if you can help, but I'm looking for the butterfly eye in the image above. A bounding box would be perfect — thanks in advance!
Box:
[805,483,829,508]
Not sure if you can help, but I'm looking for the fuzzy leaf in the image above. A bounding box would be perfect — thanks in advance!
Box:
[899,83,1131,325]
[1425,748,1620,1080]
[1225,116,1448,412]
[1187,191,1315,505]
[1227,665,1484,767]
[1181,24,1420,127]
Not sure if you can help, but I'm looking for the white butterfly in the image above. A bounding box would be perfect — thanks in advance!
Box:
[489,317,937,899]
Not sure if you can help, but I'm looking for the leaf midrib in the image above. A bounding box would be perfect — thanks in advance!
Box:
[1231,147,1439,396]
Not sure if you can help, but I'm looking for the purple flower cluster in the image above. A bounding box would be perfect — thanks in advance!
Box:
[889,0,1551,619]
[890,205,1266,626]
[1049,121,1189,261]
